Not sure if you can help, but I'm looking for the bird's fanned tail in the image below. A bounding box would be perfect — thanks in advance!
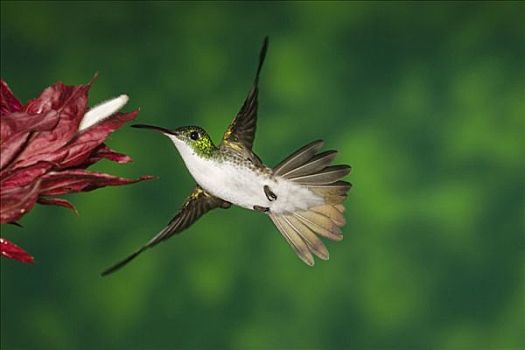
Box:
[270,140,351,266]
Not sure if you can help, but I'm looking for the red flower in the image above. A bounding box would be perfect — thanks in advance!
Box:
[0,238,33,263]
[0,78,154,263]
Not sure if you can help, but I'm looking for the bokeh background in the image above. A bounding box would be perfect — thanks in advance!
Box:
[1,2,524,349]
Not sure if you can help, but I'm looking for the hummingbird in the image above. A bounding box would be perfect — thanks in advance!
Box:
[102,37,351,276]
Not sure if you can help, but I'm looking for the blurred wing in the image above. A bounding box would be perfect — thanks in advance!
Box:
[102,186,230,276]
[222,36,269,150]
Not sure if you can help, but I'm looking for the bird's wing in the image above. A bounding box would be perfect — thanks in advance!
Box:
[102,186,230,276]
[222,36,269,150]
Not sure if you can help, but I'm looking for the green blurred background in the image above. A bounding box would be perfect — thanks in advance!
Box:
[1,1,524,349]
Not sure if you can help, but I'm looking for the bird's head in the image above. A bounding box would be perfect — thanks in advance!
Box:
[132,124,216,158]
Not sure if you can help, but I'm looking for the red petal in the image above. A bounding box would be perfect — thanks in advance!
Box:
[0,131,30,171]
[0,80,23,116]
[13,83,91,169]
[58,110,139,169]
[1,161,53,189]
[1,81,84,141]
[0,80,56,142]
[24,81,87,116]
[39,169,154,196]
[0,178,41,224]
[0,237,34,263]
[91,144,132,164]
[37,196,78,214]
[1,110,60,142]
[79,144,132,169]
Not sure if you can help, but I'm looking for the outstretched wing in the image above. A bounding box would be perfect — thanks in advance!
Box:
[102,186,230,276]
[222,36,269,150]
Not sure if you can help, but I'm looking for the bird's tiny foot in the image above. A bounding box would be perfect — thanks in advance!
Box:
[264,185,277,201]
[253,205,270,213]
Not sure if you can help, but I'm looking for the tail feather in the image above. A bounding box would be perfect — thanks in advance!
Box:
[307,181,351,205]
[289,165,351,185]
[311,204,346,226]
[285,215,329,260]
[294,211,343,241]
[281,150,337,178]
[273,140,324,176]
[270,140,351,266]
[270,215,314,266]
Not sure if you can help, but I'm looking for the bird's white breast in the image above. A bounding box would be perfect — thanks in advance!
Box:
[169,138,322,214]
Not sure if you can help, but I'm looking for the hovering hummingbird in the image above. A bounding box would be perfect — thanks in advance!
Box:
[102,37,351,276]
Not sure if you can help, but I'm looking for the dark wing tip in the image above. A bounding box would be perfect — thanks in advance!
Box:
[261,36,269,58]
[254,36,270,86]
[100,246,147,277]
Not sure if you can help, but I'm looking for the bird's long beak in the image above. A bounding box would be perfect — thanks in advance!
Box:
[131,124,178,136]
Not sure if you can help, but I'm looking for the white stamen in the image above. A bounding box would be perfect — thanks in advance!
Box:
[78,94,129,132]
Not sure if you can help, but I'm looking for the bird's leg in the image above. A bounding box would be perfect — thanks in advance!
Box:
[253,205,270,213]
[264,185,277,201]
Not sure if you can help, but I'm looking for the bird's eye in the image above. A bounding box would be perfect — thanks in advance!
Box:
[189,131,200,141]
